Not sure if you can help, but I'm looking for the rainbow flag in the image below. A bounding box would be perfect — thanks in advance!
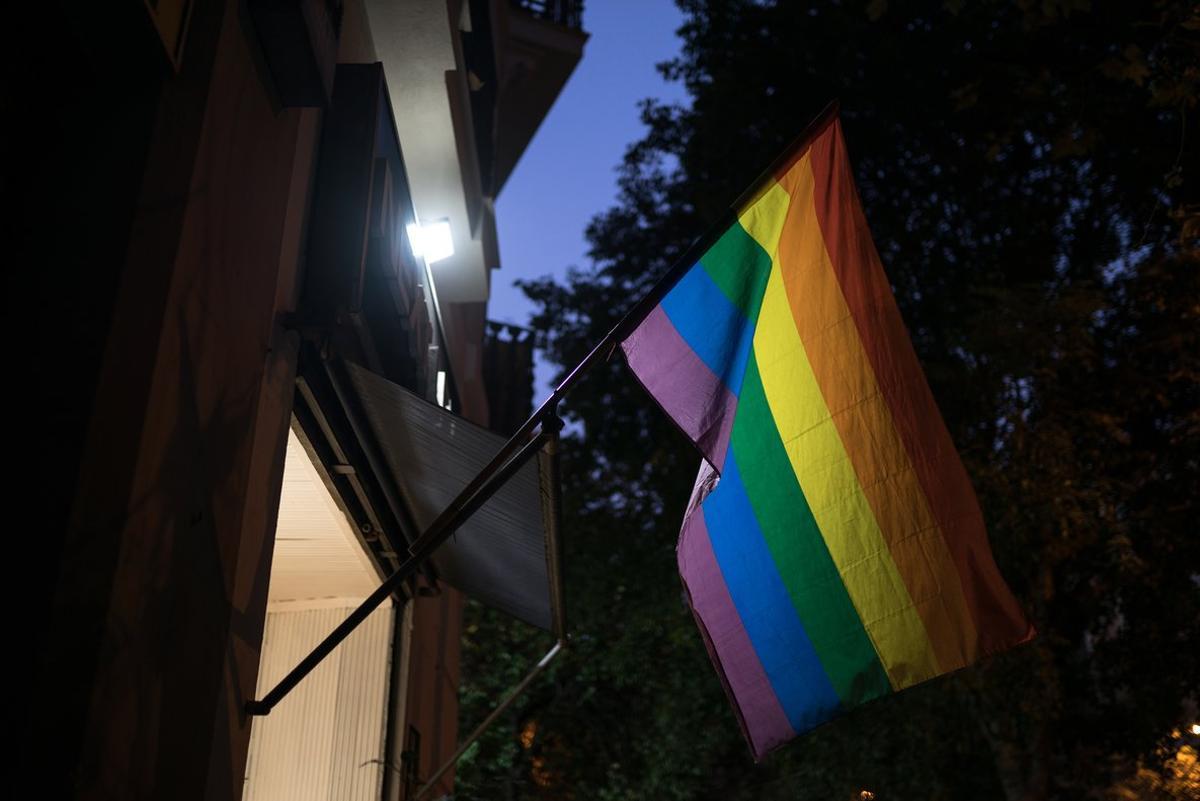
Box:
[620,112,1034,759]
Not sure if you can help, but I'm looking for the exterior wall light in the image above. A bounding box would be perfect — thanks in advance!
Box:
[406,219,454,265]
[436,370,450,409]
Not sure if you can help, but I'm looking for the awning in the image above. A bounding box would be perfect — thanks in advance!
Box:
[342,360,563,634]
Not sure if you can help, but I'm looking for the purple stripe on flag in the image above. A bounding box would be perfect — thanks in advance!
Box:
[621,305,738,470]
[678,507,796,758]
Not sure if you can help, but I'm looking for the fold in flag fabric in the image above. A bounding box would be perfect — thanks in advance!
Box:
[620,112,1035,759]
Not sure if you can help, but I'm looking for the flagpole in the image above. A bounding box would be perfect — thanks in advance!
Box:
[245,99,839,716]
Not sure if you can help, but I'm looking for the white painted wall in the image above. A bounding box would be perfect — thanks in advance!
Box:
[243,602,396,801]
[269,429,385,605]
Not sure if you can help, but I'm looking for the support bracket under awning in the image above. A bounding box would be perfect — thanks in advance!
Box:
[413,640,566,800]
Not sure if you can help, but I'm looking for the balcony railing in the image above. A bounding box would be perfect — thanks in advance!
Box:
[511,0,584,30]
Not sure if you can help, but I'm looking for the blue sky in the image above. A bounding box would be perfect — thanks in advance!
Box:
[489,1,688,395]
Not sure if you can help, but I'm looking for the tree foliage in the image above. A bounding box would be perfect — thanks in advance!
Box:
[456,2,1199,799]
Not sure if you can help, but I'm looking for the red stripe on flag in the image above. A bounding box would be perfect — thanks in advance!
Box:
[808,120,1034,654]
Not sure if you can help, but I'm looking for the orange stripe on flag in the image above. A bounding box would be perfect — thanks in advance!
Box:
[807,121,1034,654]
[776,155,980,672]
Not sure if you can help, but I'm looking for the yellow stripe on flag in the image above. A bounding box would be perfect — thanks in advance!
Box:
[776,156,982,672]
[740,166,942,689]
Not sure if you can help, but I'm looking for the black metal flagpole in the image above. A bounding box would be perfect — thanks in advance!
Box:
[246,426,551,716]
[245,98,839,717]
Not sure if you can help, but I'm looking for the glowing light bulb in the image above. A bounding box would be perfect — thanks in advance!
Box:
[406,219,454,264]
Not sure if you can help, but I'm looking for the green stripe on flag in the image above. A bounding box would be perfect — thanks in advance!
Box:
[699,222,773,323]
[729,351,893,704]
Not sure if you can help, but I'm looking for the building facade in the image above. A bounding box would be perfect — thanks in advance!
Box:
[27,2,584,799]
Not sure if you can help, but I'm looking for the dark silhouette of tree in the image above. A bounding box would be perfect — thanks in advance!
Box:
[457,2,1199,799]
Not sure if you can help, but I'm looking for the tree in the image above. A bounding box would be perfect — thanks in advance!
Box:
[457,2,1199,798]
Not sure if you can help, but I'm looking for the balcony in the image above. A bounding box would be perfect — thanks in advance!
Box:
[510,0,584,31]
[487,0,589,194]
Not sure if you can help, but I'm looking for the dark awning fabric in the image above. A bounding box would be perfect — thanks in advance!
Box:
[343,361,559,632]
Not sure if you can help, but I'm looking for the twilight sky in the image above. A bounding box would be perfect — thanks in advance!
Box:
[488,1,687,395]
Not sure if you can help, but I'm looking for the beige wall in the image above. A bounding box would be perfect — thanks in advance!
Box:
[244,603,395,801]
[445,300,493,427]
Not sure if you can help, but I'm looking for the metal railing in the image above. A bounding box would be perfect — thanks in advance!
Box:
[511,0,584,30]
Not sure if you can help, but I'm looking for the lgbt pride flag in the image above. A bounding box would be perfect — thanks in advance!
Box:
[620,112,1034,759]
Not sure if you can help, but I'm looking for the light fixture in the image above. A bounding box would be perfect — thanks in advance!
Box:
[406,218,454,265]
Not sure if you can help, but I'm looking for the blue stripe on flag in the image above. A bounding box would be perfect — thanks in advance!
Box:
[702,454,844,732]
[660,264,756,398]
